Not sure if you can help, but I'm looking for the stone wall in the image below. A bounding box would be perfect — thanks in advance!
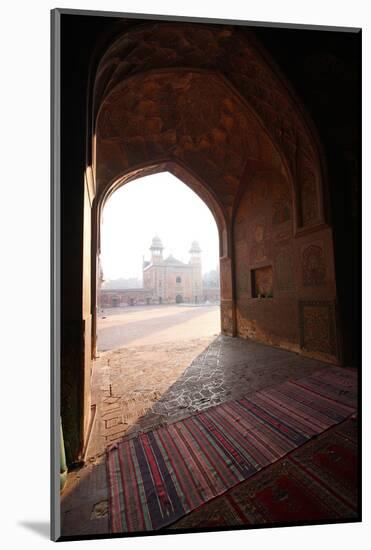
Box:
[100,289,153,307]
[234,169,338,363]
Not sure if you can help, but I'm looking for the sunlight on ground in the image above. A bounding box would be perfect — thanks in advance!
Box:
[89,335,217,457]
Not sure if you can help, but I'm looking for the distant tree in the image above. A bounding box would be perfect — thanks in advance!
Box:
[203,268,220,288]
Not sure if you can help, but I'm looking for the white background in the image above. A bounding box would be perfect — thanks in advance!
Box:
[0,0,369,548]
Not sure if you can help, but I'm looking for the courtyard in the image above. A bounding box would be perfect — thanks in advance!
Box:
[97,303,220,351]
[89,304,220,456]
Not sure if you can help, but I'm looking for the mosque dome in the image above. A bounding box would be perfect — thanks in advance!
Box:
[150,235,164,250]
[189,241,201,253]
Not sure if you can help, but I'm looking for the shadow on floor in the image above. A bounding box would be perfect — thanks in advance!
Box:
[121,334,329,439]
[18,521,50,539]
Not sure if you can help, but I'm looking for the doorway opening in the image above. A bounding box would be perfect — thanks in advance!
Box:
[91,171,221,453]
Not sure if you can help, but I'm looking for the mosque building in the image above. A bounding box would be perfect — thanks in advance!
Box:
[100,236,205,307]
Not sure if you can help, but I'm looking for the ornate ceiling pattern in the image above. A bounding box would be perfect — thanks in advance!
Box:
[93,23,324,228]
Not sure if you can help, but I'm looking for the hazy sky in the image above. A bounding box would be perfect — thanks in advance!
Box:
[100,172,220,281]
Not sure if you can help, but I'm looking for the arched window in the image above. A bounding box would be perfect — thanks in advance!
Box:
[176,276,181,283]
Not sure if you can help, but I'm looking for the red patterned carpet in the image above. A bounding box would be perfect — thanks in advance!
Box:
[170,417,358,529]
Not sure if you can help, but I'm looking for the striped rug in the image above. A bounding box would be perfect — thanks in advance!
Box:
[106,368,357,533]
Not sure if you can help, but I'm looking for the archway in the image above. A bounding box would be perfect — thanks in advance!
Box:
[97,169,221,349]
[55,16,361,540]
[91,159,231,362]
[92,170,221,452]
[63,21,340,463]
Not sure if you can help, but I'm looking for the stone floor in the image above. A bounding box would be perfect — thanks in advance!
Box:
[125,334,330,436]
[87,335,218,457]
[60,334,333,538]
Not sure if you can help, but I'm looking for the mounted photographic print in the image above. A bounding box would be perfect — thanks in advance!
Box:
[51,8,361,542]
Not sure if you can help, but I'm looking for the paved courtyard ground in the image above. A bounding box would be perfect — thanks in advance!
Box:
[97,304,220,351]
[89,304,220,457]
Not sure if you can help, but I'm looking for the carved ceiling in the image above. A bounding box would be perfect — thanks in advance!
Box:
[96,70,283,207]
[94,22,324,227]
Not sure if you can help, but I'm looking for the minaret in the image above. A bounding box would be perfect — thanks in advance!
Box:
[189,241,201,265]
[189,241,203,303]
[150,235,164,265]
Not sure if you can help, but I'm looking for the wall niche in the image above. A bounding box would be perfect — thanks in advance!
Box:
[251,265,273,298]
